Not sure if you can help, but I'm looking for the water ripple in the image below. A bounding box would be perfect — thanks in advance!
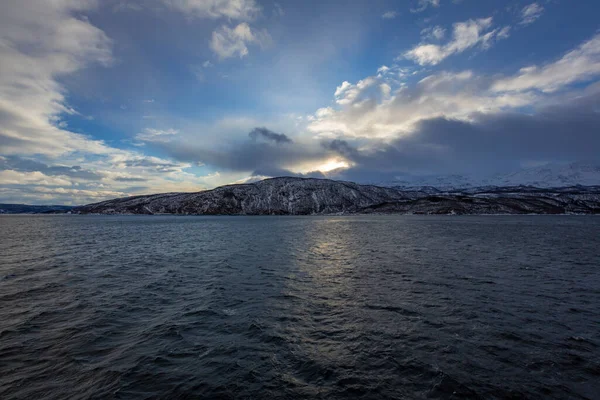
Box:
[0,215,599,399]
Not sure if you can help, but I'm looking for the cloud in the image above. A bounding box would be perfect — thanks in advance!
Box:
[249,127,293,144]
[1,143,206,204]
[496,26,511,40]
[210,22,272,59]
[0,0,115,157]
[273,3,285,17]
[321,88,600,181]
[0,0,212,204]
[404,17,509,66]
[135,128,179,143]
[382,11,398,19]
[0,156,103,181]
[113,154,190,173]
[304,33,600,182]
[160,0,260,20]
[411,0,440,13]
[113,2,144,12]
[309,68,534,140]
[190,65,206,82]
[114,176,147,182]
[250,166,325,179]
[376,65,390,75]
[0,170,73,187]
[421,26,446,40]
[520,3,544,26]
[334,77,384,105]
[3,186,128,205]
[144,126,329,174]
[492,34,600,93]
[163,0,271,62]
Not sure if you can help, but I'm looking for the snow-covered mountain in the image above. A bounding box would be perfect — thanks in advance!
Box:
[76,176,600,215]
[486,162,600,188]
[77,177,410,215]
[379,174,476,190]
[379,162,600,189]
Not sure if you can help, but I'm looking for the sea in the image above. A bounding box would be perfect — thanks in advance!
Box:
[1,215,599,399]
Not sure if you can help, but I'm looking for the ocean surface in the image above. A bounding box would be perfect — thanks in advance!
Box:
[1,215,599,399]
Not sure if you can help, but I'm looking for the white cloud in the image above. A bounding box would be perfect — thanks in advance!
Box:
[0,0,115,157]
[377,65,391,75]
[492,34,600,93]
[334,78,379,105]
[411,0,440,13]
[0,1,223,204]
[113,2,144,12]
[382,11,398,19]
[421,26,446,40]
[308,64,537,140]
[497,26,511,40]
[273,3,285,17]
[405,17,509,66]
[520,3,544,26]
[0,186,129,205]
[160,0,260,20]
[0,170,72,187]
[315,107,335,118]
[136,128,179,143]
[210,22,272,59]
[190,65,206,82]
[309,34,600,151]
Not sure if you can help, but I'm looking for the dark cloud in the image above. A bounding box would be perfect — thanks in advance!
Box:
[0,156,104,180]
[248,127,293,144]
[152,128,326,173]
[321,139,360,159]
[159,140,326,172]
[324,90,600,182]
[251,166,326,179]
[134,92,600,184]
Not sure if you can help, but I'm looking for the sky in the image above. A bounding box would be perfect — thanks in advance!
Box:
[1,0,600,204]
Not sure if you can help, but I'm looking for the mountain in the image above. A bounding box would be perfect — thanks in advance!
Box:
[377,162,600,190]
[379,174,477,190]
[487,162,600,187]
[76,177,410,215]
[75,177,600,215]
[0,204,73,214]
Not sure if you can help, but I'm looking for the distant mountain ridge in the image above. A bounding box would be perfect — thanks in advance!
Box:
[378,162,600,190]
[75,177,600,215]
[0,204,73,214]
[6,163,600,215]
[488,162,600,188]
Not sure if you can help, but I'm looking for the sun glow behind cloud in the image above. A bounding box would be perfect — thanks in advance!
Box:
[316,159,350,173]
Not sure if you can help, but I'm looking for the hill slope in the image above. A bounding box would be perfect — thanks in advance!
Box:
[75,177,600,215]
[76,177,409,215]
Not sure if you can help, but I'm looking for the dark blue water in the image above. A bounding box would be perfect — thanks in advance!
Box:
[1,215,599,399]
